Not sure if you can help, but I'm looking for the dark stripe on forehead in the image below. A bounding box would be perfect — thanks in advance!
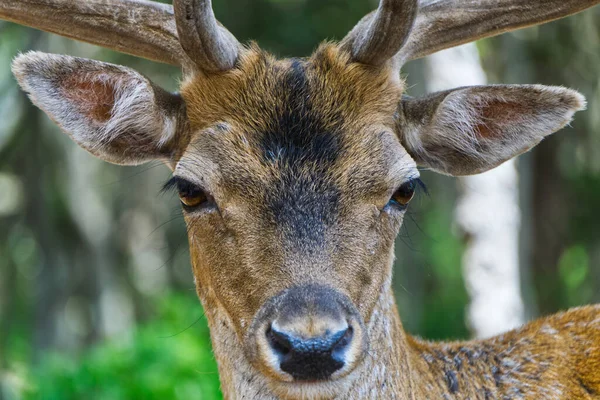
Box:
[259,58,340,166]
[259,58,343,243]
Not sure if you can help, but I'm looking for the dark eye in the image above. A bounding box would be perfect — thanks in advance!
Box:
[179,187,209,209]
[388,179,421,208]
[163,177,213,211]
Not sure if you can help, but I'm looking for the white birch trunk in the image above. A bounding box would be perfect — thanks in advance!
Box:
[425,44,525,338]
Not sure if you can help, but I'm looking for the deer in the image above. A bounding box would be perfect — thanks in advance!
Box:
[3,0,600,398]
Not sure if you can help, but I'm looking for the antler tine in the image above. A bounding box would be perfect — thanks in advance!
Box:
[395,0,600,65]
[342,0,418,66]
[0,0,187,67]
[173,0,240,73]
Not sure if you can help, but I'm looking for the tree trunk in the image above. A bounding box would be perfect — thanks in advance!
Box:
[425,44,525,338]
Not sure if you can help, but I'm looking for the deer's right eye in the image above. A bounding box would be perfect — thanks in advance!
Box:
[163,177,214,212]
[179,188,209,209]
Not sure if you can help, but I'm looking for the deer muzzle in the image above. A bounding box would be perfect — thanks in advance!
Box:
[246,284,367,383]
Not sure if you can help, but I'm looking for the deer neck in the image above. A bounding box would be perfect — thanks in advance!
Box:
[198,282,420,399]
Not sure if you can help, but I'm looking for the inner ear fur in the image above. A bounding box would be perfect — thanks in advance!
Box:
[12,51,187,165]
[398,85,586,176]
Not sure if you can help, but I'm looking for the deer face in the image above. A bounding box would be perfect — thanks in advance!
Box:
[176,47,414,385]
[10,0,587,396]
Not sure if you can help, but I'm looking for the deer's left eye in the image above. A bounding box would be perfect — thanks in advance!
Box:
[388,179,423,209]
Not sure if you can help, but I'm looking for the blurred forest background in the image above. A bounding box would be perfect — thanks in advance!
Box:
[1,0,600,399]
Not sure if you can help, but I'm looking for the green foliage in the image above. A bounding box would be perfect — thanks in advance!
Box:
[559,245,593,307]
[420,206,469,341]
[21,294,221,400]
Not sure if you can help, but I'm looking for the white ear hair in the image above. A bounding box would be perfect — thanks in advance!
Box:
[102,72,176,148]
[12,51,185,165]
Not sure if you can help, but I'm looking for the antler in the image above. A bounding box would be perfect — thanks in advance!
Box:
[396,0,600,64]
[0,0,186,66]
[173,0,240,72]
[343,0,600,67]
[344,0,418,66]
[5,0,598,71]
[0,0,240,73]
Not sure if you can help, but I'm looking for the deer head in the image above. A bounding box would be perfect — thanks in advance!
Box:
[3,0,596,398]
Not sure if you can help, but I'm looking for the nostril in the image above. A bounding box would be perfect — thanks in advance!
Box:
[266,326,292,355]
[333,326,353,353]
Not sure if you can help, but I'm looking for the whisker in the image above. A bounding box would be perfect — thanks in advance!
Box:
[158,310,207,339]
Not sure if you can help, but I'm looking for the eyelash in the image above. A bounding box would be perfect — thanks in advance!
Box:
[409,177,428,195]
[162,176,193,194]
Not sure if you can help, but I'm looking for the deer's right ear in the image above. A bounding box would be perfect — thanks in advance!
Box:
[12,52,186,165]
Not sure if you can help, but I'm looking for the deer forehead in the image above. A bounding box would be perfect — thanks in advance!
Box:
[176,46,415,202]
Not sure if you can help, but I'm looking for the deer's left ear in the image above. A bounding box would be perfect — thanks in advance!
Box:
[12,52,187,166]
[398,85,586,176]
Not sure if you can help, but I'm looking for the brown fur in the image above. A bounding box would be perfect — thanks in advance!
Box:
[411,305,600,399]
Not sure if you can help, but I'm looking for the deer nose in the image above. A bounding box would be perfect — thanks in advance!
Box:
[266,323,353,381]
